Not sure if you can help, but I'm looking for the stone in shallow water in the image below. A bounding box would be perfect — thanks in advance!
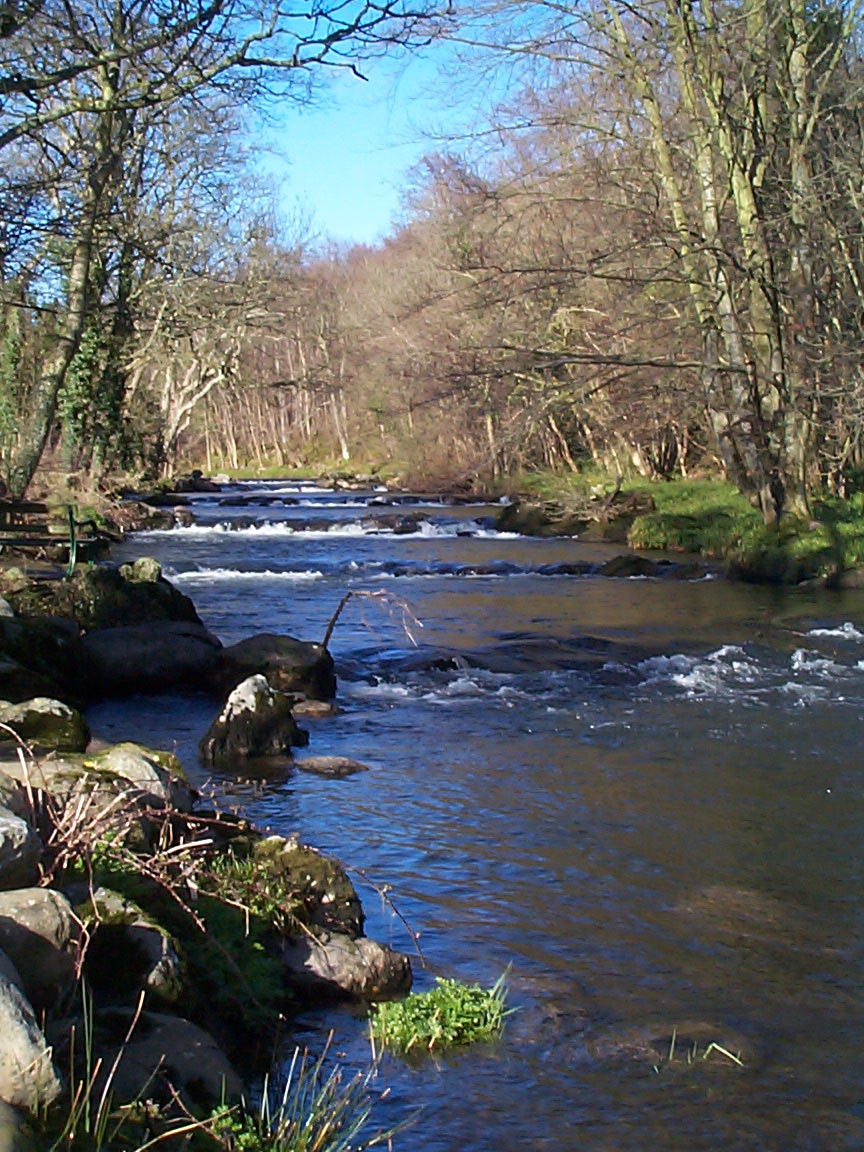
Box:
[199,674,308,767]
[279,931,412,999]
[294,755,370,777]
[216,633,337,700]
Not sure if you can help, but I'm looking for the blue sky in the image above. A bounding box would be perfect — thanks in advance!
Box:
[258,57,439,246]
[260,48,492,248]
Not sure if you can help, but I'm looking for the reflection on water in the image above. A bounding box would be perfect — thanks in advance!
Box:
[90,482,864,1151]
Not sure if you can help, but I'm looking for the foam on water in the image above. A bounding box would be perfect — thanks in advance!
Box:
[168,567,324,584]
[636,640,864,706]
[133,518,517,540]
[806,620,864,641]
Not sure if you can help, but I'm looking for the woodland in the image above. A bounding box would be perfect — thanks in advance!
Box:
[2,0,864,526]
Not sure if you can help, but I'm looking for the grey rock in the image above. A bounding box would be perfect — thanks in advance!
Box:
[0,965,61,1112]
[104,1012,242,1111]
[81,621,223,695]
[200,675,308,767]
[280,932,412,999]
[0,616,86,706]
[252,834,364,938]
[0,697,89,753]
[81,888,185,1006]
[0,742,192,814]
[0,1099,34,1152]
[217,633,336,700]
[0,808,39,892]
[295,755,370,778]
[0,889,79,1010]
[87,743,193,812]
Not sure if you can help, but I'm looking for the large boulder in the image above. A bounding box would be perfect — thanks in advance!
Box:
[0,889,79,1010]
[0,954,60,1113]
[81,621,223,695]
[279,932,412,999]
[0,809,39,892]
[98,1012,242,1112]
[0,698,89,753]
[216,634,336,701]
[0,616,85,706]
[199,676,308,768]
[5,560,201,632]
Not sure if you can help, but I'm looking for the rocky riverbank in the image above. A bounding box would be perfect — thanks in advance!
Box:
[0,550,411,1150]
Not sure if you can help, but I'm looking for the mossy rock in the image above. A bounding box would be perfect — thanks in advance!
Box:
[6,563,201,631]
[249,835,365,938]
[0,698,89,753]
[496,501,589,537]
[77,887,186,1006]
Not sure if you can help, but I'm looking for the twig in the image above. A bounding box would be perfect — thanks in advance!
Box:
[322,589,423,649]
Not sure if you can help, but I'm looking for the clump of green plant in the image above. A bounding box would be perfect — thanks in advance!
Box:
[369,974,510,1055]
[725,517,835,583]
[206,849,305,932]
[208,1045,401,1152]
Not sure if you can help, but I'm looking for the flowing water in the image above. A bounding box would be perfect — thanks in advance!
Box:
[89,480,864,1151]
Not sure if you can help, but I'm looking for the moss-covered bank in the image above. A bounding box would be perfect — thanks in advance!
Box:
[500,472,864,586]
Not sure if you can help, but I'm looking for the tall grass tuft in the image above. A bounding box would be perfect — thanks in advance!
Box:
[209,1042,402,1152]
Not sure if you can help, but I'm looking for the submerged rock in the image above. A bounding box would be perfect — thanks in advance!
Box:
[294,755,370,778]
[587,1019,756,1073]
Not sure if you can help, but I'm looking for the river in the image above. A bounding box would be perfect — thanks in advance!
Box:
[88,479,864,1151]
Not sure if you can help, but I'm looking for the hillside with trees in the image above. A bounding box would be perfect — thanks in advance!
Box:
[3,0,864,525]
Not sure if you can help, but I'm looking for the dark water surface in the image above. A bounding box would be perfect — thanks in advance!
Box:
[89,481,864,1151]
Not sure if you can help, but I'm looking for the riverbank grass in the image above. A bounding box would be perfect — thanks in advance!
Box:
[513,469,864,582]
[370,975,510,1055]
[630,480,864,581]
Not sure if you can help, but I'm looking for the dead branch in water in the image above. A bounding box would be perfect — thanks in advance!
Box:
[322,589,423,649]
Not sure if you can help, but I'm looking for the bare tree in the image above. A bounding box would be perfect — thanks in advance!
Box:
[0,0,443,495]
[440,0,864,518]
